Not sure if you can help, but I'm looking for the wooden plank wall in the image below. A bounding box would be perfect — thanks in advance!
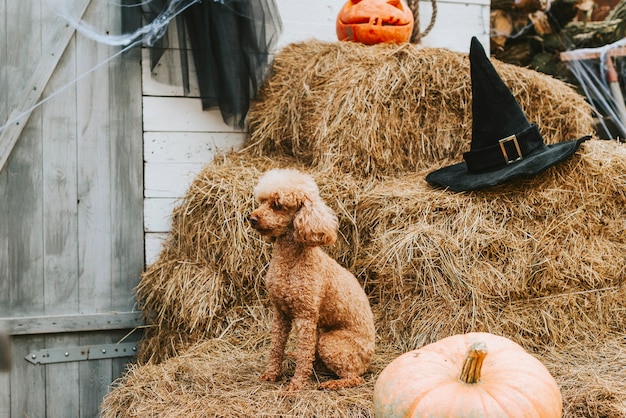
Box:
[0,1,143,417]
[0,2,8,417]
[142,0,490,265]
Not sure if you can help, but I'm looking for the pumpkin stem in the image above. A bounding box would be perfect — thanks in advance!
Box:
[459,341,488,384]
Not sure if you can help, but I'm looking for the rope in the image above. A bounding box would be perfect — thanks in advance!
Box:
[408,0,438,44]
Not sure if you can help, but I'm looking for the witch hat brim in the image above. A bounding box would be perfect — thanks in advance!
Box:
[425,37,591,192]
[425,136,590,191]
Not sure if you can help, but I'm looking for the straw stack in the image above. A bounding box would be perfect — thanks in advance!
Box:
[101,41,626,417]
[246,41,594,177]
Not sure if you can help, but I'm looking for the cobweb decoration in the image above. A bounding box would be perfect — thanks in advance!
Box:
[59,0,283,129]
[57,0,201,47]
[562,38,626,140]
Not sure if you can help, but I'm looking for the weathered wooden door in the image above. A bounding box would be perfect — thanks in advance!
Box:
[0,1,144,417]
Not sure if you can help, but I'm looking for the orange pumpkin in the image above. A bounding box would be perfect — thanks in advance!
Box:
[374,332,562,417]
[336,0,414,45]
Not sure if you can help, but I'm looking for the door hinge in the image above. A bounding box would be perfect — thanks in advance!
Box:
[25,342,137,365]
[0,333,10,371]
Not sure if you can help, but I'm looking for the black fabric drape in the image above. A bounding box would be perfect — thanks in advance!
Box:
[142,0,282,128]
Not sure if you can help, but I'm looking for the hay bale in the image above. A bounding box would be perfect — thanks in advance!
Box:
[135,143,626,353]
[136,41,599,362]
[102,339,382,418]
[101,336,626,418]
[246,41,594,177]
[136,154,277,362]
[359,139,626,351]
[113,40,626,416]
[541,337,626,418]
[136,153,368,363]
[121,139,626,416]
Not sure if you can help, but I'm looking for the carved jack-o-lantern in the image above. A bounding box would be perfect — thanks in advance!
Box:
[336,0,415,45]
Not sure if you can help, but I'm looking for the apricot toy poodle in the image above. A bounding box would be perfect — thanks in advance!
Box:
[249,168,375,391]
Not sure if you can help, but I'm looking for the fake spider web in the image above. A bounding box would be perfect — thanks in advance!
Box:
[562,37,626,140]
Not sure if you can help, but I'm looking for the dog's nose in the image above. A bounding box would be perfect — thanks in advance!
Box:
[249,214,259,227]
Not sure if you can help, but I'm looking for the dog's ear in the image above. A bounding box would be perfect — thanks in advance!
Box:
[293,198,338,246]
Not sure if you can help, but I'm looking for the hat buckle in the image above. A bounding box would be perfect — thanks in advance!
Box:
[499,134,523,165]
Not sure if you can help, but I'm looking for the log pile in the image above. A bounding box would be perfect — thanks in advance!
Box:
[491,0,625,83]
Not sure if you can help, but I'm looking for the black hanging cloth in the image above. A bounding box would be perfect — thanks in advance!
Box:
[142,0,282,129]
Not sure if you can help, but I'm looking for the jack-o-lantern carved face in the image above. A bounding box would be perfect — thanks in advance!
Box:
[336,0,414,45]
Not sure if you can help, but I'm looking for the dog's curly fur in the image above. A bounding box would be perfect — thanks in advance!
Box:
[249,168,376,391]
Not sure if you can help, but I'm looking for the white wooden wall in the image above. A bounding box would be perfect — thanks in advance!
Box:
[143,0,490,265]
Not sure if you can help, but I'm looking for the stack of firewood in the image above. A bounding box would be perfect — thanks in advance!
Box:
[491,0,625,82]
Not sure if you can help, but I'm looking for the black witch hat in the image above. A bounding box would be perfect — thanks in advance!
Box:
[425,37,591,192]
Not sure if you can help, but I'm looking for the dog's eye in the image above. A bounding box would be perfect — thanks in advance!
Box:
[271,202,283,211]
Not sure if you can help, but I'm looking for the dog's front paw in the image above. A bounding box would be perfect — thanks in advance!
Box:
[284,379,306,392]
[259,369,281,382]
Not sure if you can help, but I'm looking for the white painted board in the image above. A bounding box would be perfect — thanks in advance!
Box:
[144,131,245,163]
